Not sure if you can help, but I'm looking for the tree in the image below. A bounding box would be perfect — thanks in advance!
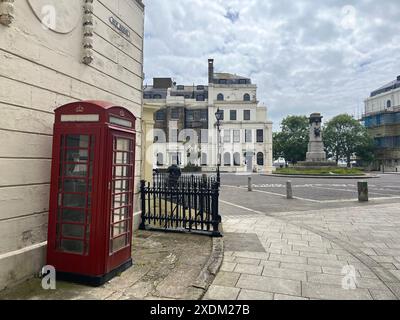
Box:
[323,114,374,167]
[273,115,309,164]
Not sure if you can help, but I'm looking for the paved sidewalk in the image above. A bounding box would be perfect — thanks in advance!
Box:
[0,231,212,300]
[205,203,400,300]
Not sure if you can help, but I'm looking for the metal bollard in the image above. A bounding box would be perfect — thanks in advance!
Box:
[358,181,369,202]
[248,177,252,192]
[286,181,293,199]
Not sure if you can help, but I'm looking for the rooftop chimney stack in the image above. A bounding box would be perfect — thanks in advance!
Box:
[208,59,214,84]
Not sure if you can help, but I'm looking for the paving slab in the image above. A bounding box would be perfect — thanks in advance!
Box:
[203,285,240,300]
[238,289,274,300]
[236,274,302,296]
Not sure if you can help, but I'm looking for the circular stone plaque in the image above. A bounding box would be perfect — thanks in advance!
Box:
[27,0,81,34]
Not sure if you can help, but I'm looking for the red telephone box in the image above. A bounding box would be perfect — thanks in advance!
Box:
[47,101,136,286]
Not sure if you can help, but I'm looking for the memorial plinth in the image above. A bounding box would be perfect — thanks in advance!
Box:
[298,113,336,168]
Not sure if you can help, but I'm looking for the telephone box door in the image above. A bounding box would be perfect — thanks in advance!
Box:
[48,130,99,275]
[106,130,136,272]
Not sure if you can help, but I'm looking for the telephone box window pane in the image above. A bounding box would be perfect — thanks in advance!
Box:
[62,224,85,239]
[114,180,129,193]
[112,221,128,237]
[65,163,88,177]
[112,236,128,252]
[66,149,89,163]
[115,166,131,178]
[66,135,90,148]
[114,193,129,208]
[63,193,86,208]
[61,209,86,223]
[116,139,130,151]
[113,207,129,223]
[61,240,84,254]
[62,179,87,193]
[115,152,130,165]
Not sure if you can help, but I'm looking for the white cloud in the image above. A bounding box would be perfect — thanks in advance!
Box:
[143,0,400,130]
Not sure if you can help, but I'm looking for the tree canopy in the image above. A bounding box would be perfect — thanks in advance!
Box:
[273,115,309,163]
[323,114,375,167]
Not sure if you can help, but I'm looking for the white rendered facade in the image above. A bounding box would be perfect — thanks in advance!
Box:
[145,60,274,174]
[208,81,274,174]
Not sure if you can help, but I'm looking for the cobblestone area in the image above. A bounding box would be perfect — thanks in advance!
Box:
[204,202,400,300]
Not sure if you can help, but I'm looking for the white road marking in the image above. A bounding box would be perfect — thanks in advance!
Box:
[222,185,400,204]
[309,185,398,197]
[220,200,265,215]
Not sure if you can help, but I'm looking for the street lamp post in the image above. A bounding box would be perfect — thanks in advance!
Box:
[215,108,223,185]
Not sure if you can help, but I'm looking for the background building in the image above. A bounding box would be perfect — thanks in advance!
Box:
[143,59,274,173]
[364,75,400,172]
[0,0,144,290]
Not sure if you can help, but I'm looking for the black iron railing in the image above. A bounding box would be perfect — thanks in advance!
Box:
[139,174,222,237]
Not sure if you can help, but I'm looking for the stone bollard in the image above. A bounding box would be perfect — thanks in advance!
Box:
[248,177,252,192]
[286,181,293,199]
[358,181,369,202]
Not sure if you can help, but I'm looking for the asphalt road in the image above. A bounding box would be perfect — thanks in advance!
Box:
[218,173,400,217]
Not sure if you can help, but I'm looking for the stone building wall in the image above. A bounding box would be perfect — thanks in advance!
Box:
[0,0,144,290]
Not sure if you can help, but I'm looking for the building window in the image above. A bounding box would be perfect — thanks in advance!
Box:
[171,109,180,120]
[245,130,252,143]
[186,110,194,121]
[200,110,208,121]
[219,79,227,85]
[224,129,231,143]
[155,110,165,121]
[233,130,240,143]
[197,85,205,90]
[196,95,205,101]
[217,93,224,101]
[153,94,162,99]
[156,153,164,166]
[239,79,247,84]
[387,100,392,109]
[224,153,231,166]
[230,110,237,121]
[144,94,152,99]
[233,152,241,166]
[171,153,181,165]
[257,152,264,166]
[244,110,251,120]
[177,85,185,90]
[256,129,264,143]
[244,94,251,102]
[201,153,208,166]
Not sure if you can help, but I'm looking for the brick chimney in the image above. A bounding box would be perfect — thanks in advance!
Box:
[208,59,214,84]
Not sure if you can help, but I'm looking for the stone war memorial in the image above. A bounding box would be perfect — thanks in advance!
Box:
[298,113,336,169]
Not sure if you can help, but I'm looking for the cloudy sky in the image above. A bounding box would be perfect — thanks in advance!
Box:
[143,0,400,130]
